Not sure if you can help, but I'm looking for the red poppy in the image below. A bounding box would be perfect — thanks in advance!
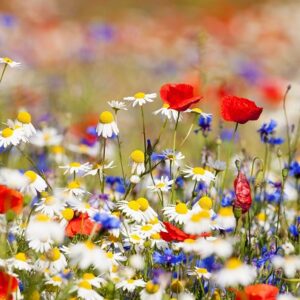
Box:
[160,83,202,111]
[65,213,101,238]
[235,284,279,300]
[0,271,18,299]
[0,185,23,214]
[160,222,211,242]
[234,172,252,214]
[221,95,263,124]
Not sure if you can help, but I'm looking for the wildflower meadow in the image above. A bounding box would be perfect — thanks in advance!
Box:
[0,1,299,300]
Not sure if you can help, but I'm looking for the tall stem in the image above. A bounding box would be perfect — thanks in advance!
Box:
[283,85,292,165]
[0,64,8,83]
[141,106,147,156]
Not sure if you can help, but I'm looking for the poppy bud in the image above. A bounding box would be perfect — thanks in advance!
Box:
[234,172,252,214]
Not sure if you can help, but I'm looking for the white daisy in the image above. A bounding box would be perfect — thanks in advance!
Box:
[25,214,64,253]
[67,198,96,215]
[163,202,190,225]
[16,111,36,138]
[185,108,212,119]
[0,127,25,148]
[74,281,104,300]
[215,207,236,230]
[124,92,156,107]
[64,180,89,197]
[131,223,159,239]
[0,57,21,68]
[182,166,215,184]
[7,252,32,271]
[213,258,256,287]
[35,193,66,217]
[59,161,92,176]
[147,176,174,193]
[80,273,106,288]
[0,168,27,189]
[130,150,145,175]
[30,127,63,147]
[135,197,157,222]
[108,100,128,111]
[45,275,64,287]
[116,278,146,292]
[189,266,212,280]
[117,200,145,223]
[154,103,181,122]
[272,255,300,278]
[184,210,212,235]
[68,241,110,272]
[191,196,215,217]
[84,161,115,177]
[21,170,48,195]
[68,143,99,158]
[96,111,119,138]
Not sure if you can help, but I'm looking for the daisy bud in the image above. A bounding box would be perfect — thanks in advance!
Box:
[171,279,184,293]
[282,168,289,179]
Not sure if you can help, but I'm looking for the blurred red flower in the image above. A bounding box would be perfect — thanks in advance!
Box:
[221,95,263,124]
[160,222,211,242]
[234,173,252,214]
[0,271,18,299]
[235,284,279,300]
[0,185,23,214]
[65,213,101,237]
[160,83,202,111]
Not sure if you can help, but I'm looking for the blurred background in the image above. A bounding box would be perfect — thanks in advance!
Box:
[0,0,299,154]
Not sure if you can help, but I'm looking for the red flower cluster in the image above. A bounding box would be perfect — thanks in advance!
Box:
[0,271,18,299]
[234,173,252,214]
[160,83,202,111]
[221,95,263,124]
[65,213,101,237]
[160,222,211,242]
[235,284,279,300]
[0,185,23,215]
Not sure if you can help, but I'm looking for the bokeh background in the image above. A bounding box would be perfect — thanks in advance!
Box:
[0,0,299,153]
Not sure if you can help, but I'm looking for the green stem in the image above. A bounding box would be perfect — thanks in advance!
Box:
[0,64,8,83]
[283,85,292,165]
[141,106,147,156]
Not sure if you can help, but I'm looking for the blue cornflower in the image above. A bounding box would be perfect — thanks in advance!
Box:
[153,249,185,265]
[221,191,235,207]
[258,120,284,145]
[252,246,279,268]
[196,256,216,272]
[289,161,300,178]
[289,224,299,237]
[195,115,212,136]
[93,213,120,229]
[175,176,184,189]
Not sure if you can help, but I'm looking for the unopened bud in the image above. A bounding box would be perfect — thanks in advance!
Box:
[6,210,16,222]
[233,207,242,219]
[282,168,289,179]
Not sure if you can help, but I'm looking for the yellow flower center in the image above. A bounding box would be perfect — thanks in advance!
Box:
[145,281,160,294]
[130,150,145,163]
[175,202,188,214]
[70,162,81,167]
[51,145,64,154]
[52,276,62,282]
[130,234,141,241]
[25,170,37,183]
[141,224,153,231]
[256,212,266,222]
[128,200,140,211]
[191,108,202,114]
[2,127,13,138]
[196,267,208,274]
[78,280,92,290]
[84,241,95,250]
[67,181,80,189]
[49,248,61,261]
[45,196,55,205]
[84,203,91,209]
[198,196,213,210]
[79,144,89,153]
[83,273,95,280]
[62,208,74,220]
[136,197,149,211]
[134,92,145,99]
[149,217,159,225]
[184,238,195,244]
[190,211,210,222]
[112,265,118,273]
[15,252,27,261]
[106,252,114,259]
[162,103,170,109]
[193,167,206,175]
[35,214,50,222]
[99,111,114,124]
[127,279,135,284]
[218,207,234,217]
[17,111,32,124]
[156,183,166,188]
[3,57,13,64]
[151,233,160,240]
[225,258,242,269]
